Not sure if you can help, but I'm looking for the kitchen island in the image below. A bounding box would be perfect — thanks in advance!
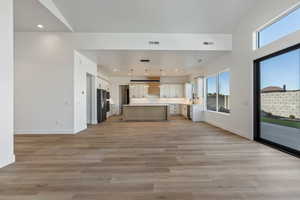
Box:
[123,104,170,121]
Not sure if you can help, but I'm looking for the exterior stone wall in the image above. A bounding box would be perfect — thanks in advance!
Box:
[261,91,300,119]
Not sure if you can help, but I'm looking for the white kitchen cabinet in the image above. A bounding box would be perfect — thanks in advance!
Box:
[138,84,147,98]
[130,84,148,98]
[169,104,181,115]
[190,104,204,122]
[185,83,193,100]
[160,84,168,98]
[169,85,176,98]
[160,84,184,98]
[174,84,184,98]
[130,85,137,98]
[181,104,188,118]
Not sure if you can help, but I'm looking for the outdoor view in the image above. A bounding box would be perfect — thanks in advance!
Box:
[207,76,217,111]
[206,72,230,113]
[260,48,300,151]
[259,6,300,47]
[218,71,230,113]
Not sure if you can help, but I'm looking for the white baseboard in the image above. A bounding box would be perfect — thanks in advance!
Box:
[0,154,15,168]
[73,127,88,134]
[14,129,75,135]
[205,121,252,140]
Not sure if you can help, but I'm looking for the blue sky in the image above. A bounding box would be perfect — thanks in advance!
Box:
[207,7,300,94]
[207,71,230,95]
[261,49,300,90]
[259,7,300,47]
[207,76,217,94]
[219,72,230,95]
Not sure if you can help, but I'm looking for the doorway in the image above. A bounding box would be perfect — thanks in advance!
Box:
[254,43,300,157]
[86,73,93,124]
[119,85,130,114]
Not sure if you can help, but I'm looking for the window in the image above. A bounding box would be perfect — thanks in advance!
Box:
[254,44,300,156]
[206,76,217,111]
[206,71,230,113]
[258,6,300,48]
[218,71,230,113]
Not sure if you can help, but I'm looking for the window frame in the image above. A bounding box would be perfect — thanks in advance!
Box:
[253,43,300,158]
[206,74,218,112]
[218,70,231,114]
[256,3,300,49]
[205,69,230,114]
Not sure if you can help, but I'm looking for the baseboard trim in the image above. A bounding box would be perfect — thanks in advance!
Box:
[205,121,252,140]
[14,129,75,135]
[0,154,15,168]
[73,126,88,134]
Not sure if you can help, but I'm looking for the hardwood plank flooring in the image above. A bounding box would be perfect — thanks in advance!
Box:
[0,116,300,200]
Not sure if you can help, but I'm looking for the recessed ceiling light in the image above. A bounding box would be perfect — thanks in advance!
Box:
[113,68,119,72]
[37,24,44,29]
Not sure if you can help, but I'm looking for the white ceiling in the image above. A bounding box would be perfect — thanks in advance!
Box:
[14,0,70,32]
[14,0,253,77]
[15,0,258,33]
[85,50,229,76]
[52,0,257,33]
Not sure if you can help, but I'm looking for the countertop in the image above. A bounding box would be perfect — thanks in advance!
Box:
[124,104,169,107]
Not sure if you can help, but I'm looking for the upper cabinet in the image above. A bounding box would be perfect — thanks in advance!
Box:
[160,84,184,98]
[130,84,148,98]
[130,83,185,99]
[185,83,193,100]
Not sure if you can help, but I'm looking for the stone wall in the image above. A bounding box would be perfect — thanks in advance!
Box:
[261,91,300,119]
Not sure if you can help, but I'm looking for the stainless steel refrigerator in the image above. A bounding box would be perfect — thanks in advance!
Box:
[97,89,109,123]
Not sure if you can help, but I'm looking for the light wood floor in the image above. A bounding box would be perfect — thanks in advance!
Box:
[1,117,300,200]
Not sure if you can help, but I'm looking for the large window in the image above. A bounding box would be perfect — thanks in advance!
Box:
[258,6,300,48]
[218,71,230,113]
[254,44,300,156]
[206,76,217,111]
[206,71,230,113]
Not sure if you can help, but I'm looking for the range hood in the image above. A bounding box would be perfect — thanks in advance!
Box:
[131,77,160,96]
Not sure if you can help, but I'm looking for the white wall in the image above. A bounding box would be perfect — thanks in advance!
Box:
[15,33,99,134]
[191,0,300,139]
[74,51,97,133]
[15,33,75,134]
[0,0,15,168]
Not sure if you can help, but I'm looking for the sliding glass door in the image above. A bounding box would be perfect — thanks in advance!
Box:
[254,44,300,156]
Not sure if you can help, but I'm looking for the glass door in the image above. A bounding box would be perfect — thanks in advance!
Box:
[254,44,300,156]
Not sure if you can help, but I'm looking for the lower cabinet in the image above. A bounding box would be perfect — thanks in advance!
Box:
[181,104,188,118]
[169,104,181,115]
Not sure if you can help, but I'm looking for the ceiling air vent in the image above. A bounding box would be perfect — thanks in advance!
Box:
[140,59,151,63]
[149,41,160,45]
[203,41,214,45]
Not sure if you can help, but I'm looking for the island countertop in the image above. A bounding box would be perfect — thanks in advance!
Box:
[122,104,170,121]
[123,104,169,107]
